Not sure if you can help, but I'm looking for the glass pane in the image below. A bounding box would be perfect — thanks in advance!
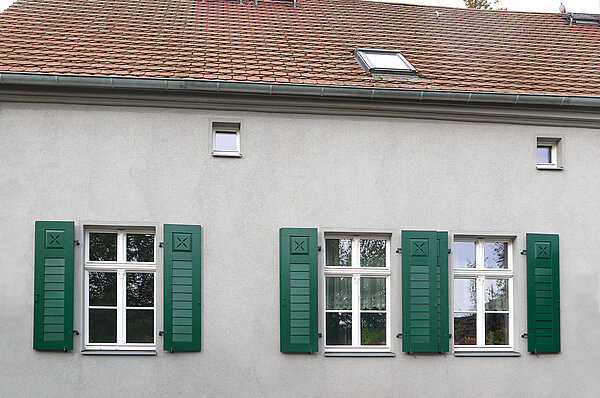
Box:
[454,279,476,311]
[89,232,117,261]
[361,313,386,345]
[325,239,352,267]
[485,279,508,311]
[454,313,477,345]
[484,242,508,269]
[126,309,154,343]
[89,272,117,306]
[485,313,508,345]
[89,309,117,343]
[453,241,476,268]
[325,312,352,345]
[126,233,155,262]
[126,273,154,307]
[537,146,552,163]
[363,52,409,70]
[360,277,386,310]
[215,131,237,151]
[326,277,352,310]
[360,239,386,267]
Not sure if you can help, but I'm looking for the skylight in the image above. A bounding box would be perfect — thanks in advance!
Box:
[355,48,417,76]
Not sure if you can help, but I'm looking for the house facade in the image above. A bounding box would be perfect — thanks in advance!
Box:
[1,0,599,397]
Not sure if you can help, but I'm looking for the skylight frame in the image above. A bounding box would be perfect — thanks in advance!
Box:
[355,48,417,76]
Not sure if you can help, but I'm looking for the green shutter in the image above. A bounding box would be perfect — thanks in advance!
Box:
[163,224,201,352]
[402,230,449,353]
[280,228,318,353]
[33,221,74,351]
[526,233,560,353]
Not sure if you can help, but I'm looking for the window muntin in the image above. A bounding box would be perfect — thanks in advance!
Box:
[453,238,513,351]
[212,121,241,157]
[324,235,390,352]
[85,228,156,350]
[355,48,417,75]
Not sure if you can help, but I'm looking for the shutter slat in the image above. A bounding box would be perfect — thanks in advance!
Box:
[401,230,449,353]
[280,228,318,353]
[526,233,560,353]
[33,221,74,351]
[163,224,201,352]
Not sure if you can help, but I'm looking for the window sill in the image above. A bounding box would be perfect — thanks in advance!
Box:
[324,351,396,357]
[212,151,242,158]
[454,351,520,357]
[81,349,156,356]
[536,165,563,171]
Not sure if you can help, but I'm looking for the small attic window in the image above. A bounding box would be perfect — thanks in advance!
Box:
[355,48,417,76]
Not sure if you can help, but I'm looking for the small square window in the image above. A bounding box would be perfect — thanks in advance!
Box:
[212,122,241,157]
[355,48,417,76]
[536,137,561,170]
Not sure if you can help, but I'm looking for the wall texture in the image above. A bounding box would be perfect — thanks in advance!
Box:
[1,100,599,397]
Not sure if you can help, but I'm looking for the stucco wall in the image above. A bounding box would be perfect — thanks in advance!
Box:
[0,101,599,397]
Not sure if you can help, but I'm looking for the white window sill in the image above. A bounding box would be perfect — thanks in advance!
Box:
[324,351,395,357]
[81,349,156,356]
[212,151,242,158]
[454,351,520,357]
[536,165,563,171]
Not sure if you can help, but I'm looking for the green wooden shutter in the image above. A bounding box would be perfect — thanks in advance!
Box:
[280,228,318,353]
[33,221,74,351]
[402,230,449,353]
[163,224,201,352]
[526,233,560,353]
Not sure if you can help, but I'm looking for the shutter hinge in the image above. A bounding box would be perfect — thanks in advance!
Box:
[73,330,79,335]
[448,333,452,339]
[520,249,527,255]
[396,333,402,338]
[63,347,68,352]
[317,246,322,251]
[395,248,401,253]
[447,248,451,254]
[74,240,80,246]
[521,333,528,338]
[35,293,39,303]
[170,347,174,353]
[159,330,164,336]
[159,242,164,248]
[318,332,322,338]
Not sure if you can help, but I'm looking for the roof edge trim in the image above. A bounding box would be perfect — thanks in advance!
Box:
[1,71,599,108]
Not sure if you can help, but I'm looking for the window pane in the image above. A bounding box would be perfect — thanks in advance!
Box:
[453,241,475,268]
[361,313,386,345]
[89,233,117,261]
[485,279,508,311]
[485,313,508,345]
[126,233,155,262]
[326,277,352,310]
[454,278,476,311]
[325,239,352,267]
[537,146,552,163]
[360,239,386,267]
[363,52,409,70]
[126,273,154,307]
[360,277,386,310]
[89,309,117,343]
[89,272,117,306]
[454,313,477,345]
[126,309,154,343]
[326,312,352,345]
[484,242,508,269]
[214,131,237,151]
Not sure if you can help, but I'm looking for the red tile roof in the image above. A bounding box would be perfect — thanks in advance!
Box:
[0,0,599,96]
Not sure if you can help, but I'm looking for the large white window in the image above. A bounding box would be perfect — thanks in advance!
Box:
[453,238,513,351]
[84,228,156,350]
[324,235,391,353]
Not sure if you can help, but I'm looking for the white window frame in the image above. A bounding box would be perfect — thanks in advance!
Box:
[453,238,514,352]
[355,48,417,76]
[323,235,391,353]
[536,137,561,169]
[84,227,156,351]
[212,121,241,157]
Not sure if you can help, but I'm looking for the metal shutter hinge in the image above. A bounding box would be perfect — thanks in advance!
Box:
[396,333,402,338]
[73,330,79,335]
[520,249,527,255]
[159,331,164,336]
[159,242,164,248]
[74,240,80,246]
[521,333,528,338]
[318,332,322,338]
[395,248,401,253]
[317,246,322,251]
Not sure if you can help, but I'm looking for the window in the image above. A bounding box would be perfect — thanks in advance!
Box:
[324,235,391,353]
[212,122,241,157]
[84,228,156,350]
[536,137,562,169]
[453,238,513,351]
[355,48,417,76]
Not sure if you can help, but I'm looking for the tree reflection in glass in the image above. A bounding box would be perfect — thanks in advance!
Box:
[485,313,508,345]
[326,312,352,345]
[89,233,117,261]
[484,242,507,269]
[325,239,352,266]
[126,273,154,307]
[360,239,386,267]
[485,279,508,311]
[89,272,117,306]
[126,309,154,343]
[126,234,154,262]
[454,313,477,345]
[361,313,386,345]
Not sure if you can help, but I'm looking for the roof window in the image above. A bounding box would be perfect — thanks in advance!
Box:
[355,48,417,76]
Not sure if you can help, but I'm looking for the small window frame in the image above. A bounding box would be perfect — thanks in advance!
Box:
[212,122,241,157]
[536,137,562,170]
[355,48,417,76]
